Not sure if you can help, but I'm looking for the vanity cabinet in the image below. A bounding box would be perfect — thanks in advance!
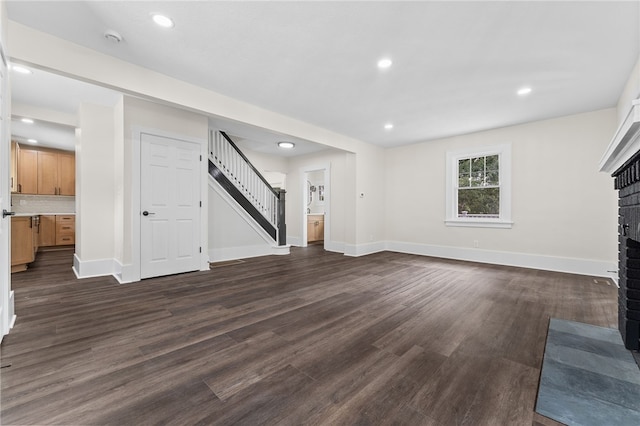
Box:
[307,214,325,242]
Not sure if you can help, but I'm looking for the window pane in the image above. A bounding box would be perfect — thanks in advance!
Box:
[458,158,470,174]
[485,155,499,171]
[458,187,500,216]
[471,157,484,174]
[458,173,470,188]
[470,171,484,187]
[486,170,499,186]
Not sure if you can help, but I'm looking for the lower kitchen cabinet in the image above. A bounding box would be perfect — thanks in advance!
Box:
[55,215,75,246]
[11,216,36,273]
[39,215,56,247]
[12,214,75,273]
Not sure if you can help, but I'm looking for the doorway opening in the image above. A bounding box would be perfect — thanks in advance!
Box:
[301,164,330,249]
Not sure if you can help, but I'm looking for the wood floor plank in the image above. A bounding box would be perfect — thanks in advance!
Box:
[1,245,619,425]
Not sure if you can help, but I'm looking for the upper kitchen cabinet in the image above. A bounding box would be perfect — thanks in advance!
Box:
[56,152,75,195]
[10,141,18,192]
[16,144,38,194]
[13,144,75,196]
[37,149,58,195]
[37,149,75,195]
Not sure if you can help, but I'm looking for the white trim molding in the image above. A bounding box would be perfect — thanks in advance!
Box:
[344,241,386,257]
[600,99,640,174]
[208,244,290,263]
[73,253,117,279]
[446,144,512,228]
[386,240,617,281]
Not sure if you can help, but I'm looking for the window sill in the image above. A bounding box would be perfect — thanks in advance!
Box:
[445,219,513,229]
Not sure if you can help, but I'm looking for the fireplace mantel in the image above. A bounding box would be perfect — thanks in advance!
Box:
[600,99,640,174]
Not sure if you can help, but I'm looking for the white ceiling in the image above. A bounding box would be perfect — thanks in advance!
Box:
[11,66,121,150]
[6,1,640,150]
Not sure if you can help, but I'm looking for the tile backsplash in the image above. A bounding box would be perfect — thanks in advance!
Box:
[11,194,75,214]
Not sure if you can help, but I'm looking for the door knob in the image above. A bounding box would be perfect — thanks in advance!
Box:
[2,209,15,219]
[142,211,155,216]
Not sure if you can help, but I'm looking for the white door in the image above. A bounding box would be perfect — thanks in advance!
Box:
[140,133,201,279]
[0,45,10,341]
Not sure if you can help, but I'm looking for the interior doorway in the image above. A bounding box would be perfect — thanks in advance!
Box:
[301,164,330,249]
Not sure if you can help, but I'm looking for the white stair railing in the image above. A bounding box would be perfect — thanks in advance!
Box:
[209,130,279,232]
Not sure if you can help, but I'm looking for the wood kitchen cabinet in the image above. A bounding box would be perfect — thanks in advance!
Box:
[10,141,17,192]
[37,149,75,195]
[12,144,75,195]
[55,215,75,246]
[57,152,75,195]
[16,145,38,194]
[11,216,36,273]
[38,215,57,247]
[307,214,325,243]
[37,215,75,247]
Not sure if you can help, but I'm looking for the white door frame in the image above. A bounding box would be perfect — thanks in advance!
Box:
[0,42,13,341]
[301,163,331,249]
[128,127,208,282]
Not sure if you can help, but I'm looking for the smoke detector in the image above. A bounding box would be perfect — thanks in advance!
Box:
[104,30,123,43]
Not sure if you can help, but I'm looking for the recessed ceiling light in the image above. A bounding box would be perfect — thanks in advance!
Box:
[11,65,32,74]
[377,58,393,69]
[27,139,38,144]
[21,118,34,124]
[278,141,295,149]
[152,14,174,28]
[517,87,532,96]
[384,123,394,130]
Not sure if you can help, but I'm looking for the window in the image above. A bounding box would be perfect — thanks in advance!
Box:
[446,144,512,228]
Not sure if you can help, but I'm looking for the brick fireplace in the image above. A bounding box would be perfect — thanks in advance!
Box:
[614,153,640,350]
[602,99,640,350]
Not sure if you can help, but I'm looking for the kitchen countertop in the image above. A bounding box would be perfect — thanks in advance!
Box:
[12,212,75,217]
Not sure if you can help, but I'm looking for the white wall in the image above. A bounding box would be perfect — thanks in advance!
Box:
[385,108,619,277]
[208,180,277,261]
[120,96,208,280]
[6,20,626,278]
[73,102,116,277]
[286,150,350,250]
[8,22,387,260]
[617,55,640,125]
[238,146,288,189]
[113,97,124,263]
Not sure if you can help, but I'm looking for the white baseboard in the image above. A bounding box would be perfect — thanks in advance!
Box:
[287,236,302,247]
[73,254,136,283]
[324,240,345,254]
[344,241,386,257]
[73,254,116,279]
[209,244,288,263]
[385,241,618,280]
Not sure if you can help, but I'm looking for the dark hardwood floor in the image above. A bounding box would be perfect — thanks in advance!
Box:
[1,245,617,425]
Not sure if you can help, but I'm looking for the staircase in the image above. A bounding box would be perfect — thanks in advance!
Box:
[208,130,286,246]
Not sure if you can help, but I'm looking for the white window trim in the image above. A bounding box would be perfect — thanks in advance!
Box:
[445,144,513,229]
